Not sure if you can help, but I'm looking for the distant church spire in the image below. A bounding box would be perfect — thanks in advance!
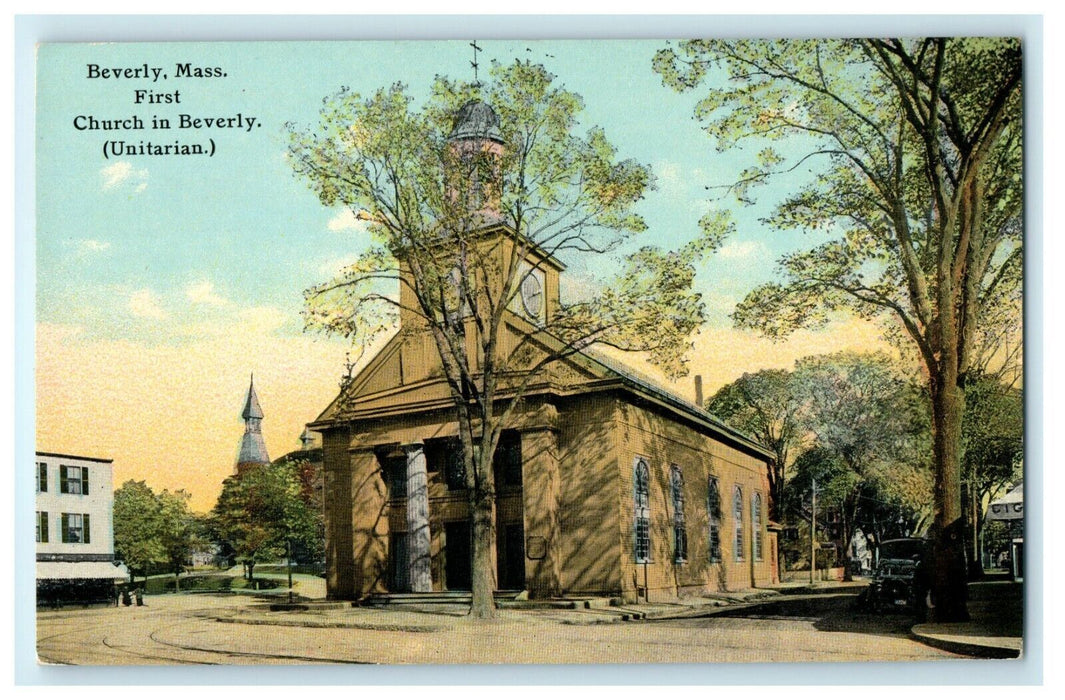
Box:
[236,373,270,474]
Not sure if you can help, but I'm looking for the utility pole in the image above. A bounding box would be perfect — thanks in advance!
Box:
[810,478,817,585]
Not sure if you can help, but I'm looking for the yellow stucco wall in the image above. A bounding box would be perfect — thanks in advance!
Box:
[614,400,774,600]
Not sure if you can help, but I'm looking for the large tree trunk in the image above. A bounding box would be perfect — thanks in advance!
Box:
[469,470,498,618]
[929,375,970,622]
[463,436,499,618]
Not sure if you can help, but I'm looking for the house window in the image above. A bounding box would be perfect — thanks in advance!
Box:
[61,513,90,544]
[379,453,407,498]
[707,477,722,562]
[443,439,466,491]
[37,462,47,492]
[36,511,48,543]
[60,464,88,495]
[633,457,651,563]
[752,492,764,561]
[493,431,523,489]
[670,466,687,562]
[733,485,745,562]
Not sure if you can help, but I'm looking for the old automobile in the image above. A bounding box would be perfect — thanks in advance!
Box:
[860,537,928,613]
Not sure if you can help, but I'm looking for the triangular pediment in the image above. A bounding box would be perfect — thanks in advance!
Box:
[313,313,619,424]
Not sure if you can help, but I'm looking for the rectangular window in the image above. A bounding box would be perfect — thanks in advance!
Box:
[61,513,91,544]
[443,439,466,491]
[37,462,47,492]
[387,456,407,497]
[59,465,88,495]
[36,511,49,543]
[493,431,523,489]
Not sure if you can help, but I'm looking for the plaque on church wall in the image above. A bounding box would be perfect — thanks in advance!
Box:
[23,17,1033,681]
[526,535,547,560]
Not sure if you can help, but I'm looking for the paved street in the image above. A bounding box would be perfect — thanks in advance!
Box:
[36,591,961,665]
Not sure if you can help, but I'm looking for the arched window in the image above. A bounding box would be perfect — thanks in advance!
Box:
[633,458,651,563]
[670,466,687,562]
[707,477,721,562]
[752,492,764,561]
[733,485,745,562]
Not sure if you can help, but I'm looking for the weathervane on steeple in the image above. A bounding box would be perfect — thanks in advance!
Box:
[470,40,482,88]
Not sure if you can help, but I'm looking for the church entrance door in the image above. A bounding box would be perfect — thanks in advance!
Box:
[389,532,410,592]
[497,522,526,590]
[444,520,472,591]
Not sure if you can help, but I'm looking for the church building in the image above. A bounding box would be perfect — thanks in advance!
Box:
[310,100,778,603]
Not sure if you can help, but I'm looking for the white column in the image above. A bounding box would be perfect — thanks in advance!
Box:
[404,442,432,592]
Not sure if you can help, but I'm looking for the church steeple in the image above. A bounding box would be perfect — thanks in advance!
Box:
[235,373,270,474]
[446,99,504,220]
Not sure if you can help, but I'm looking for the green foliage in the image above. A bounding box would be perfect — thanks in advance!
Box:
[655,38,1022,616]
[781,353,934,563]
[156,489,194,575]
[113,480,198,580]
[963,372,1023,497]
[655,38,1022,372]
[113,480,164,577]
[288,60,715,383]
[792,352,921,472]
[981,520,1015,565]
[209,461,323,574]
[706,368,803,519]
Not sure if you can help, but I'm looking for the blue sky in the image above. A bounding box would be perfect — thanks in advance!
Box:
[37,40,823,338]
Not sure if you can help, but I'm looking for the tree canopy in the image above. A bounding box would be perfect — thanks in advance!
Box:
[113,480,198,586]
[655,37,1022,621]
[706,368,803,521]
[113,480,164,580]
[791,353,931,573]
[210,461,322,582]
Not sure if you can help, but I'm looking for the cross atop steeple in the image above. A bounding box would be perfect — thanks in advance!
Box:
[470,40,482,88]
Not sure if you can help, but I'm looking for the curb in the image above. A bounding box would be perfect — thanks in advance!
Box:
[908,627,1021,659]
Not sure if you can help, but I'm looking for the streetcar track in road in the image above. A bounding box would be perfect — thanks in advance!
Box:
[102,633,217,665]
[147,628,370,664]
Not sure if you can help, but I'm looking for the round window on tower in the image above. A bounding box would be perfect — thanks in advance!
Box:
[520,270,544,320]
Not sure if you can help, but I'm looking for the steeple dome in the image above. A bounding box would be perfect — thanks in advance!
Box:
[448,100,504,144]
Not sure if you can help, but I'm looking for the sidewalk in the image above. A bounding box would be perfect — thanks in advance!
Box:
[219,587,784,628]
[909,580,1023,658]
[217,578,1024,658]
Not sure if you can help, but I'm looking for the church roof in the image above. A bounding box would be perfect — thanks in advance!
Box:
[242,375,264,420]
[310,322,775,463]
[448,100,504,144]
[581,348,774,461]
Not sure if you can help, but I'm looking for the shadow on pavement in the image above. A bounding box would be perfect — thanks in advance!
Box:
[711,593,918,637]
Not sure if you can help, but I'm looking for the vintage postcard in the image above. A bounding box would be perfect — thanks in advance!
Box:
[33,35,1025,668]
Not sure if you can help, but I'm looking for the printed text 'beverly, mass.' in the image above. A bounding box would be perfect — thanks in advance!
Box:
[85,63,226,82]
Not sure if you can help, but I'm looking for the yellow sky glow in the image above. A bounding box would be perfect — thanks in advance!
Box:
[36,313,891,512]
